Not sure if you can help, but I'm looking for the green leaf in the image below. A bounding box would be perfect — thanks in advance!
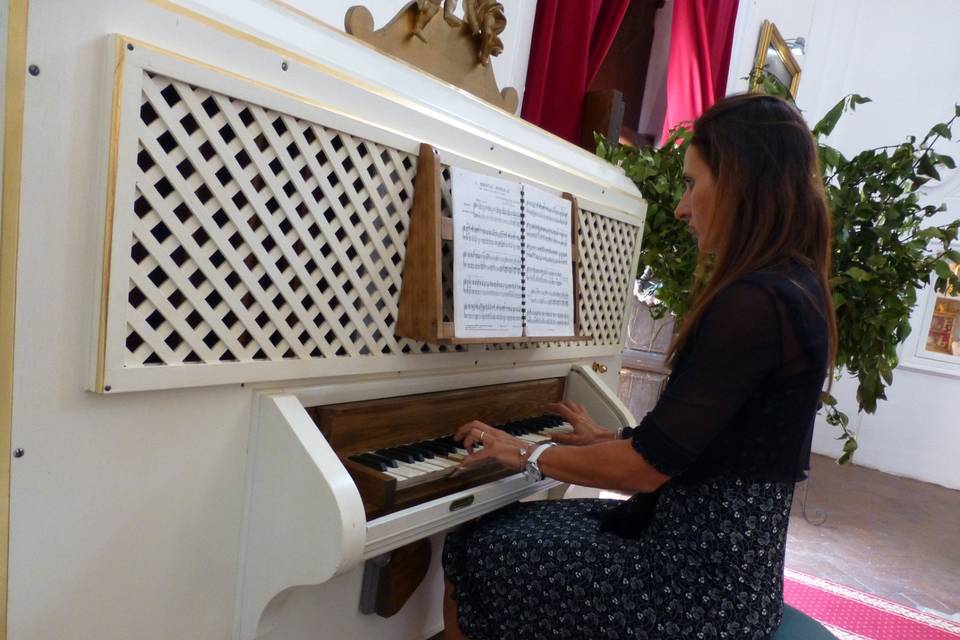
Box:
[880,361,893,385]
[814,98,846,137]
[845,266,872,282]
[918,154,942,180]
[595,139,607,159]
[931,123,953,140]
[934,260,953,279]
[820,145,841,169]
[935,153,957,170]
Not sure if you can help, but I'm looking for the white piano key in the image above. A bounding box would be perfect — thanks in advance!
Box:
[416,458,453,471]
[385,464,421,479]
[519,434,549,443]
[404,460,441,473]
[542,423,574,434]
[423,456,458,468]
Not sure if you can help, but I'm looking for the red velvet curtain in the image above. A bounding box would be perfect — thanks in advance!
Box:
[660,0,739,142]
[521,0,631,143]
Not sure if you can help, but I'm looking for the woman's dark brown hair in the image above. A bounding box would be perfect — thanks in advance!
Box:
[666,93,838,375]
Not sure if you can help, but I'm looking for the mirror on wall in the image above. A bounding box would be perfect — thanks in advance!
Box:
[750,20,802,98]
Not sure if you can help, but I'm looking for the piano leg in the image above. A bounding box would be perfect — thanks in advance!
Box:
[359,539,433,618]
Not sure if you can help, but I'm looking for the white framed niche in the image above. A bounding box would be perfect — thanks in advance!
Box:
[900,248,960,377]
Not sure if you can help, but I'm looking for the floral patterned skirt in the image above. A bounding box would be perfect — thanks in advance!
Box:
[442,477,794,639]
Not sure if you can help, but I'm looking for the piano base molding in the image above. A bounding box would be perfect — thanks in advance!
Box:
[359,539,433,618]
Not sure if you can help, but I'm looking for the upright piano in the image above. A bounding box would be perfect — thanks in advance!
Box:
[85,2,648,638]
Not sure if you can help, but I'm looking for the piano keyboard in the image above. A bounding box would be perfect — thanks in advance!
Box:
[348,415,573,487]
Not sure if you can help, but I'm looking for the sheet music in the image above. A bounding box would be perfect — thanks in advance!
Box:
[451,167,524,337]
[521,184,575,337]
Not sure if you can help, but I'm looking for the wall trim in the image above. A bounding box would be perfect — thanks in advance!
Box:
[0,1,30,637]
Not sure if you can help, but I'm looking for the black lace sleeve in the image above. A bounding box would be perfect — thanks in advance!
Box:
[632,282,782,476]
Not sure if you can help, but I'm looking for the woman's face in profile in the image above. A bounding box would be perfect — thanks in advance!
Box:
[675,145,717,251]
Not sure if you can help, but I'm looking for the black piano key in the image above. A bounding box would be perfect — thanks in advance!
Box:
[427,438,457,453]
[511,422,535,434]
[419,442,453,456]
[364,452,399,468]
[501,423,523,435]
[376,448,416,464]
[437,435,460,448]
[527,420,547,432]
[402,443,437,458]
[396,444,428,461]
[349,454,387,472]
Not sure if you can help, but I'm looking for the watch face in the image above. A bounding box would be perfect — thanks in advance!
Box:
[524,460,541,481]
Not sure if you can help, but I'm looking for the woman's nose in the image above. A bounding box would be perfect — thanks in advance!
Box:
[675,193,691,221]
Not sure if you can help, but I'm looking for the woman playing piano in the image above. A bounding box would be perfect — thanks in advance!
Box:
[442,93,836,640]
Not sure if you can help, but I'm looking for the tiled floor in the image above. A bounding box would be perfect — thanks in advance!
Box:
[786,454,960,620]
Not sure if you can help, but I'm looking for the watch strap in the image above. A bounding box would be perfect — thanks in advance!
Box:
[525,442,556,481]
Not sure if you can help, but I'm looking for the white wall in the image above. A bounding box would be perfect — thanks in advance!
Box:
[277,0,538,109]
[727,0,960,489]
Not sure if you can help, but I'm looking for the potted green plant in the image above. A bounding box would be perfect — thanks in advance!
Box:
[598,96,960,462]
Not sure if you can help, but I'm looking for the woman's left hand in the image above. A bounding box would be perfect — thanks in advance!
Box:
[454,420,531,472]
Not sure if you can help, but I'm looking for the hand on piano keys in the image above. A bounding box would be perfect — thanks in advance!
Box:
[348,415,572,486]
[540,400,615,446]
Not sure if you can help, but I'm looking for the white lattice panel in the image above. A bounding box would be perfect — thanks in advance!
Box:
[97,42,644,392]
[577,210,639,344]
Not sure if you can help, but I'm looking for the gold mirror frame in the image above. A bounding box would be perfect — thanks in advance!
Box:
[750,20,801,98]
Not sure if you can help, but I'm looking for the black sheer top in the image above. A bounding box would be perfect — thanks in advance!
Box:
[633,261,829,484]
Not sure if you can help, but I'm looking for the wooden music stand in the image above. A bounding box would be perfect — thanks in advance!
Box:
[395,144,589,345]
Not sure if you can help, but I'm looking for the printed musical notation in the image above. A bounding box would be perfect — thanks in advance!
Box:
[451,167,524,337]
[450,168,575,339]
[522,184,575,336]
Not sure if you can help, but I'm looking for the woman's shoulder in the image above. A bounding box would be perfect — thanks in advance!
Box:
[730,260,824,305]
[731,261,829,354]
[700,261,826,333]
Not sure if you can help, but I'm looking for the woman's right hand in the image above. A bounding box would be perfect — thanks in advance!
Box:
[542,400,614,446]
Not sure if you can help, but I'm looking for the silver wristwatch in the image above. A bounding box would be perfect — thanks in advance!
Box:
[523,442,556,481]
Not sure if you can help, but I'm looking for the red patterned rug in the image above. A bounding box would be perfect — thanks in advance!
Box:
[784,569,960,640]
